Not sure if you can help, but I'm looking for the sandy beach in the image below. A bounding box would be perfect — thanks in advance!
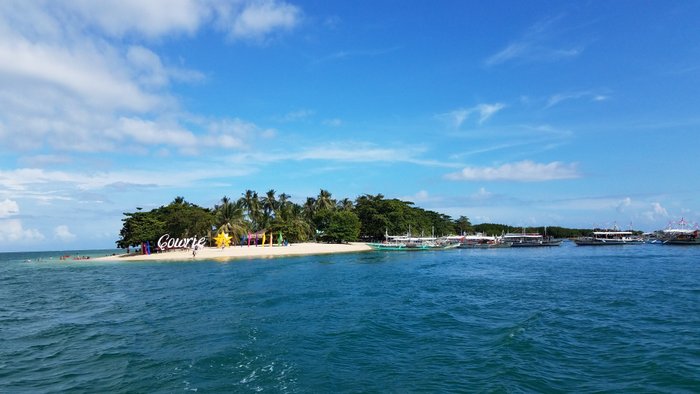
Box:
[95,242,373,262]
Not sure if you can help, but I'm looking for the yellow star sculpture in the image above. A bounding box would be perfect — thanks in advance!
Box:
[214,232,232,248]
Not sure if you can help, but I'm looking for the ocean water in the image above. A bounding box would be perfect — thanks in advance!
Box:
[1,243,699,392]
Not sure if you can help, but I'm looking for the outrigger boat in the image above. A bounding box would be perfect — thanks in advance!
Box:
[369,234,460,251]
[458,233,511,248]
[502,232,561,247]
[661,218,700,245]
[573,230,644,246]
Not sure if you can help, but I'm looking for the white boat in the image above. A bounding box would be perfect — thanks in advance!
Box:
[369,234,460,251]
[573,230,643,246]
[502,232,561,247]
[458,233,511,248]
[661,219,700,245]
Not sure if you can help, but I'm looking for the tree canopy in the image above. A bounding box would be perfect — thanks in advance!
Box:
[116,190,618,248]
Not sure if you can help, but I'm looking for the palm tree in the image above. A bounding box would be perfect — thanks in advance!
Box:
[337,198,353,211]
[214,196,247,240]
[316,189,335,211]
[282,203,312,241]
[275,193,289,221]
[262,189,278,218]
[303,197,316,222]
[241,189,261,230]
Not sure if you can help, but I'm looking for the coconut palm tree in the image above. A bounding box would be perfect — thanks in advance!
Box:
[262,189,277,218]
[316,189,335,211]
[303,197,316,222]
[277,193,291,219]
[241,189,261,230]
[280,203,312,241]
[337,198,354,211]
[214,196,247,240]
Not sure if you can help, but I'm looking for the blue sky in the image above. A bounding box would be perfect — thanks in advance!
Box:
[1,1,699,251]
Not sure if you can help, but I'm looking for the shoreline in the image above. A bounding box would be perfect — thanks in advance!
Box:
[94,242,373,262]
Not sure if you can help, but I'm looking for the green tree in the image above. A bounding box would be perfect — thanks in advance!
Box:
[454,216,473,235]
[241,189,261,230]
[322,210,361,243]
[315,189,335,211]
[214,196,247,240]
[116,211,165,249]
[116,197,214,249]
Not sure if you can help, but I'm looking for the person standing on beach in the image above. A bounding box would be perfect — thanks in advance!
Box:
[192,244,198,258]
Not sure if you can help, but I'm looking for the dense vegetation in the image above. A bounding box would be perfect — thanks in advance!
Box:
[117,190,460,248]
[471,224,641,238]
[116,189,620,249]
[471,224,593,238]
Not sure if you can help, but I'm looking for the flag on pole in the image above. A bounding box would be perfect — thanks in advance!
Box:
[262,232,266,248]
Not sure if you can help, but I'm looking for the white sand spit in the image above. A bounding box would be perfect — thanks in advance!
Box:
[95,242,373,262]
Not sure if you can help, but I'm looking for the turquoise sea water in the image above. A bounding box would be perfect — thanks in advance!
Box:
[1,244,699,392]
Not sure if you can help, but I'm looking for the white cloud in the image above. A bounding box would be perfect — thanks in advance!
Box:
[476,104,506,123]
[0,219,45,243]
[323,118,343,127]
[127,45,204,87]
[2,1,300,42]
[485,15,583,66]
[439,103,506,128]
[445,160,579,182]
[64,0,207,39]
[0,166,251,200]
[54,225,77,242]
[0,1,298,154]
[471,187,493,200]
[546,91,610,108]
[400,190,435,203]
[643,202,668,221]
[279,109,314,122]
[616,197,632,213]
[0,199,19,218]
[215,0,302,42]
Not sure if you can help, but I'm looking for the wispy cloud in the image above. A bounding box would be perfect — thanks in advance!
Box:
[471,187,494,200]
[485,15,584,66]
[445,160,579,182]
[226,141,464,168]
[439,103,506,128]
[219,0,302,42]
[643,202,668,221]
[278,109,315,122]
[313,46,402,64]
[323,118,343,127]
[616,197,632,213]
[545,90,610,108]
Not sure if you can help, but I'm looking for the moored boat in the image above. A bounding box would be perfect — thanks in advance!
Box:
[369,234,460,251]
[661,219,700,245]
[458,233,511,248]
[502,232,561,247]
[573,230,643,246]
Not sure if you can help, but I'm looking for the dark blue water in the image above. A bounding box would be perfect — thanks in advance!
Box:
[1,243,699,392]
